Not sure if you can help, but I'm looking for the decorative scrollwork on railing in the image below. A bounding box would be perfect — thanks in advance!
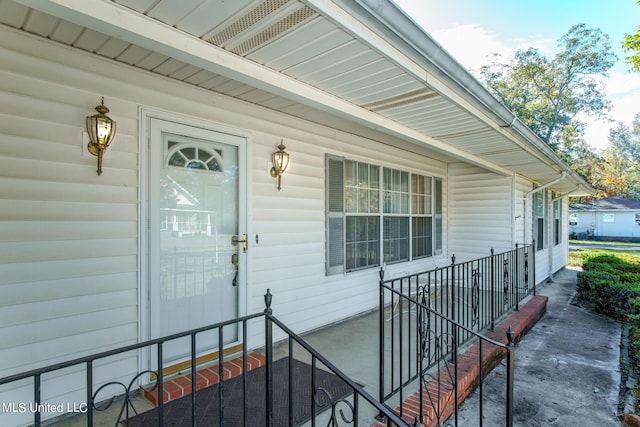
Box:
[471,267,480,327]
[417,283,437,361]
[418,312,430,362]
[418,328,456,374]
[503,256,510,306]
[313,387,355,426]
[420,331,456,426]
[92,370,157,427]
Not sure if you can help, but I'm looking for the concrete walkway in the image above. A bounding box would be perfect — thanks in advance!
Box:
[455,267,622,426]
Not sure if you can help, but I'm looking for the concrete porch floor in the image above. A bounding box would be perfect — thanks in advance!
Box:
[273,267,622,426]
[272,294,549,426]
[46,267,622,427]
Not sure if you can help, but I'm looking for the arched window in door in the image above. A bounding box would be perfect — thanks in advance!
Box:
[166,142,223,172]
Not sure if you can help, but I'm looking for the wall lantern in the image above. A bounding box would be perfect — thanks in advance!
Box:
[86,97,116,175]
[269,140,290,190]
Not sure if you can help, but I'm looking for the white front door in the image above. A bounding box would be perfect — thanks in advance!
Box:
[147,116,246,365]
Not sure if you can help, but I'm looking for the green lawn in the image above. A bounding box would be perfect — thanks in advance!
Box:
[570,239,640,247]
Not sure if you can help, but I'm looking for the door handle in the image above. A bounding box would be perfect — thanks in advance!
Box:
[231,253,239,287]
[231,253,239,271]
[231,234,247,253]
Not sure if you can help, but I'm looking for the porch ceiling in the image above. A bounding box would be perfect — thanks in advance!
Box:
[2,0,591,194]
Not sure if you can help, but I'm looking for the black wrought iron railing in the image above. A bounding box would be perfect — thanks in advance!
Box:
[379,244,534,426]
[0,291,410,427]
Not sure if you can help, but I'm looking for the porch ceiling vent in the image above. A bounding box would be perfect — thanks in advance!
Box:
[361,88,439,112]
[205,0,317,56]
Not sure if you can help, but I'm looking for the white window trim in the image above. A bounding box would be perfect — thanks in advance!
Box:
[326,155,442,275]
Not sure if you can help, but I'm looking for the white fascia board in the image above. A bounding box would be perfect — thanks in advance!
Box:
[311,0,592,187]
[16,0,512,176]
[332,2,530,145]
[347,0,583,171]
[348,0,594,192]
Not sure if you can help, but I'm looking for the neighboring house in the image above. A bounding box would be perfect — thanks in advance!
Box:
[0,0,591,423]
[569,197,640,241]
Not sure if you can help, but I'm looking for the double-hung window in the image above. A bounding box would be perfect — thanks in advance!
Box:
[326,155,442,275]
[533,190,545,250]
[553,196,561,245]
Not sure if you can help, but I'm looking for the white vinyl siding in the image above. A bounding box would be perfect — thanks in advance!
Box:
[5,23,582,425]
[447,163,513,260]
[515,177,566,284]
[255,141,446,335]
[550,199,568,273]
[0,31,140,425]
[0,61,138,386]
[515,175,532,245]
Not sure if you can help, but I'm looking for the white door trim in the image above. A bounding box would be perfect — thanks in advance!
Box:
[138,107,251,370]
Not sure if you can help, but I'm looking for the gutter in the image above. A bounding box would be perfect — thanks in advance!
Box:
[350,0,592,192]
[525,172,568,197]
[552,185,582,202]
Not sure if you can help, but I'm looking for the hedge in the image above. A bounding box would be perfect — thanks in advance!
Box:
[575,250,640,367]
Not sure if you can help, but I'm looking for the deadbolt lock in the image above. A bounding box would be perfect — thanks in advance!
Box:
[231,234,248,253]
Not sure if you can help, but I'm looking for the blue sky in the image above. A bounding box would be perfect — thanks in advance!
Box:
[393,0,640,149]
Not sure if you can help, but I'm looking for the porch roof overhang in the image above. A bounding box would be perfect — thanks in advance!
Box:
[6,0,592,195]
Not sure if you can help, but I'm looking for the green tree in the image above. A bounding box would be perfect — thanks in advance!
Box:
[600,115,640,198]
[555,126,603,182]
[479,24,617,152]
[623,1,640,72]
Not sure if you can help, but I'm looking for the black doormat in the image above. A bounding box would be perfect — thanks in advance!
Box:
[124,357,352,427]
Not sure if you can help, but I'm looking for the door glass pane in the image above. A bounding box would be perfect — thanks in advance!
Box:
[159,132,239,362]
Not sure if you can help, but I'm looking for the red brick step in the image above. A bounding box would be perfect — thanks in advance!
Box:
[143,352,266,406]
[377,295,548,427]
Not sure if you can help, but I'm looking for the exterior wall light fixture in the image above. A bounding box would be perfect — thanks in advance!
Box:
[270,140,290,190]
[86,97,116,175]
